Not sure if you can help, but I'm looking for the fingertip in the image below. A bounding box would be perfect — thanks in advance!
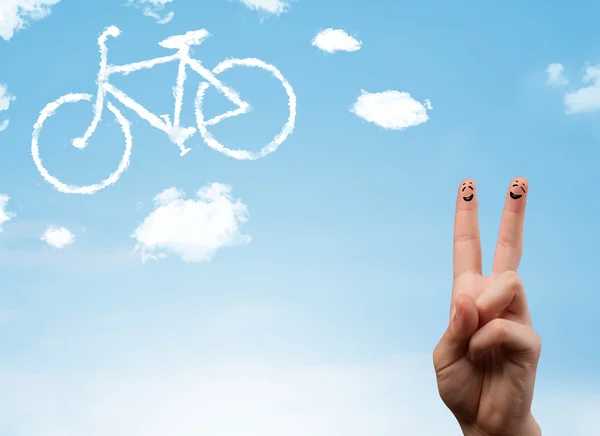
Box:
[453,294,479,337]
[506,176,529,211]
[457,178,477,209]
[458,178,476,189]
[514,176,529,187]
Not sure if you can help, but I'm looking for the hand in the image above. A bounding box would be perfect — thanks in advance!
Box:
[433,178,542,436]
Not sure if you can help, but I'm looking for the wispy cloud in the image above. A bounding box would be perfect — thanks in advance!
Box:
[0,0,61,41]
[0,353,596,435]
[0,194,15,232]
[132,183,251,263]
[564,65,600,114]
[41,225,75,248]
[0,84,16,131]
[238,0,288,15]
[312,29,361,54]
[351,90,432,130]
[546,63,568,87]
[126,0,174,24]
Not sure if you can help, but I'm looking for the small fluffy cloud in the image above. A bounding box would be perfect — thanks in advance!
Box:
[351,90,432,130]
[546,63,568,86]
[133,183,251,263]
[0,194,15,232]
[0,0,61,41]
[312,28,361,54]
[238,0,288,14]
[0,84,16,132]
[41,226,75,248]
[126,0,174,24]
[564,65,600,114]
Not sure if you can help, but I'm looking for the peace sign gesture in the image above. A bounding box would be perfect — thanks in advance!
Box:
[433,178,542,436]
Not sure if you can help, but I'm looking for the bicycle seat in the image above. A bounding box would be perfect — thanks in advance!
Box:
[158,29,210,49]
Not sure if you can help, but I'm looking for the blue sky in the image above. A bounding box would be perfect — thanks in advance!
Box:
[0,0,599,434]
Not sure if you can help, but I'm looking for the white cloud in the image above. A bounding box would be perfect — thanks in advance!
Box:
[0,0,61,41]
[238,0,288,14]
[0,85,15,112]
[126,0,174,24]
[0,84,16,131]
[564,65,600,114]
[351,90,432,130]
[132,183,251,263]
[0,354,596,436]
[312,28,361,54]
[0,194,15,232]
[41,225,75,248]
[546,63,568,86]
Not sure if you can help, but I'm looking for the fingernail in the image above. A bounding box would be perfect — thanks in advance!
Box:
[451,304,457,320]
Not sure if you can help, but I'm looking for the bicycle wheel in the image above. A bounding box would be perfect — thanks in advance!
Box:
[31,93,133,194]
[195,58,297,160]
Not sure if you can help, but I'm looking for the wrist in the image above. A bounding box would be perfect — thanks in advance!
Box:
[460,414,541,436]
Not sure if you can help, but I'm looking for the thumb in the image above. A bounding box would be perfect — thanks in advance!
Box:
[433,293,479,373]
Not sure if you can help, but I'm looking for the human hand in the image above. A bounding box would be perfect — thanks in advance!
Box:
[433,178,542,436]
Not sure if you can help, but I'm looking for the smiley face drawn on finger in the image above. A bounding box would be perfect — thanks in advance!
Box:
[461,181,474,202]
[509,179,527,200]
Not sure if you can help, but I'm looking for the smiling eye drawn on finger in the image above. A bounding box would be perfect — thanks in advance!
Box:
[461,181,474,202]
[509,179,527,200]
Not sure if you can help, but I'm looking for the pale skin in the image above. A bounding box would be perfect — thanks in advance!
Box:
[433,177,542,436]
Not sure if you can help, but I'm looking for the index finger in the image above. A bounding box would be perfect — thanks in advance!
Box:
[491,177,529,274]
[453,178,482,278]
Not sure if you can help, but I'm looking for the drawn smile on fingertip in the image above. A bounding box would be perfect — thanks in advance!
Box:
[461,181,474,202]
[509,179,527,200]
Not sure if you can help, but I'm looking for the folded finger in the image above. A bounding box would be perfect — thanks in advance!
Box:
[468,318,541,364]
[476,270,530,326]
[492,177,529,275]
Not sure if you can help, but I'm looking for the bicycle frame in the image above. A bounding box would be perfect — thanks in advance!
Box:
[77,28,250,151]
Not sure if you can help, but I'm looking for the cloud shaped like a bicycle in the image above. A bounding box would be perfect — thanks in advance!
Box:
[30,25,297,195]
[132,183,251,263]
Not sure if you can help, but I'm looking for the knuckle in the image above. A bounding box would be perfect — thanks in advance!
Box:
[531,331,542,354]
[492,319,509,340]
[496,233,518,249]
[453,232,480,244]
[501,270,523,294]
[432,343,446,373]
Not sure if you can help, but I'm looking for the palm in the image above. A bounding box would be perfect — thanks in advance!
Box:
[433,178,540,435]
